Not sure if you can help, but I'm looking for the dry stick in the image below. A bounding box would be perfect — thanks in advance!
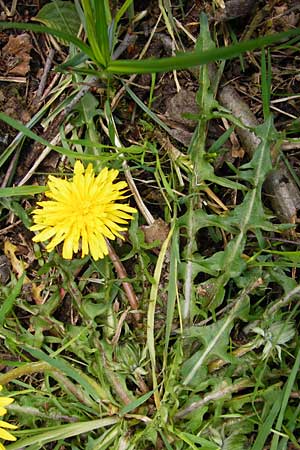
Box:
[281,142,300,151]
[175,379,251,419]
[0,76,26,83]
[1,149,20,188]
[94,339,133,406]
[0,0,10,15]
[51,370,95,408]
[33,48,55,106]
[17,123,74,186]
[0,220,22,235]
[101,112,154,225]
[266,284,300,316]
[8,404,78,422]
[111,307,130,345]
[106,240,141,324]
[111,12,163,111]
[218,84,300,223]
[41,72,61,101]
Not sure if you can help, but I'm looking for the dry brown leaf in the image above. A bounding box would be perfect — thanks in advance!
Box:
[141,218,169,247]
[2,33,32,76]
[4,240,44,303]
[4,240,28,279]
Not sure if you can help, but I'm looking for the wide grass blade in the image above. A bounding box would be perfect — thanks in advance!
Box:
[108,28,300,74]
[81,0,107,66]
[6,418,119,449]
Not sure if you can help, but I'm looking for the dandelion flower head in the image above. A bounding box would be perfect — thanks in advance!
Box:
[0,385,17,446]
[30,161,136,260]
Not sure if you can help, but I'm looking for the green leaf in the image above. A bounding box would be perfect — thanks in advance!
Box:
[119,389,155,416]
[34,1,81,44]
[182,292,250,385]
[0,185,47,197]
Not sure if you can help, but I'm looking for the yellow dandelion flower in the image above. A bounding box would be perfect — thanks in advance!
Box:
[0,420,17,442]
[0,386,14,418]
[0,386,17,445]
[30,161,137,260]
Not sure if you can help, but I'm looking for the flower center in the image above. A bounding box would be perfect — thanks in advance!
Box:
[78,201,93,217]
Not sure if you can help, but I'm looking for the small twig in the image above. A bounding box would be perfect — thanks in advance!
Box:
[94,339,133,406]
[111,307,131,345]
[106,240,141,324]
[8,0,17,16]
[51,370,94,407]
[0,76,26,83]
[1,148,20,188]
[0,0,10,15]
[111,13,162,111]
[266,285,300,316]
[175,379,251,419]
[112,33,137,60]
[33,48,55,106]
[102,109,155,225]
[0,220,22,236]
[17,123,74,186]
[40,72,60,101]
[8,405,78,422]
[281,142,300,151]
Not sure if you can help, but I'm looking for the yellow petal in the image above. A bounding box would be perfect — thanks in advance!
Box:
[0,398,13,409]
[0,427,17,441]
[0,421,17,430]
[74,160,84,175]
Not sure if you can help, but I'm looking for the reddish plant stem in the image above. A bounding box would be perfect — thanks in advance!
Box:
[106,240,141,324]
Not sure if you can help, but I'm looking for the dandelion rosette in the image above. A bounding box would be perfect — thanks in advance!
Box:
[30,161,137,260]
[0,385,17,448]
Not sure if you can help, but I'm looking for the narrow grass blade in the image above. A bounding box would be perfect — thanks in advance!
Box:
[81,0,107,66]
[114,0,133,27]
[163,224,179,370]
[0,21,94,59]
[119,389,155,416]
[147,224,175,408]
[261,48,271,119]
[125,85,172,134]
[252,393,283,450]
[0,112,102,161]
[0,274,25,325]
[270,345,300,450]
[94,0,111,63]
